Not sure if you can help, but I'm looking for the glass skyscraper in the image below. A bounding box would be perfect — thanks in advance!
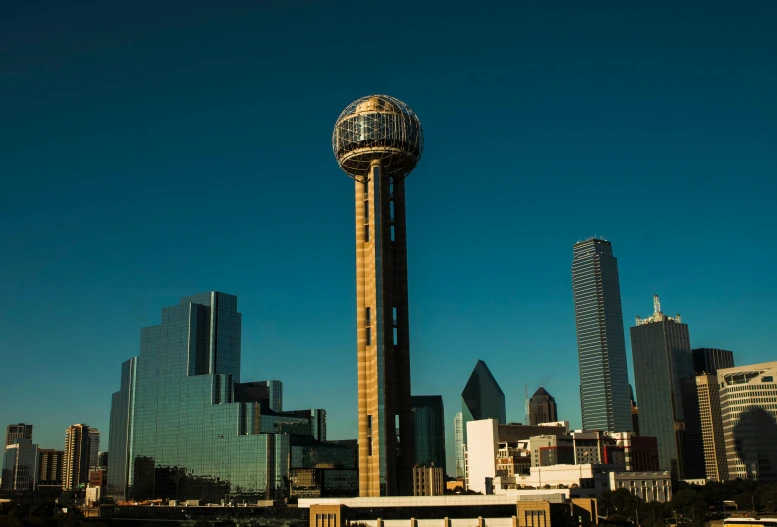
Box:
[529,387,558,425]
[692,348,734,375]
[453,412,465,479]
[410,396,446,475]
[107,292,356,502]
[630,295,703,479]
[572,238,632,432]
[461,360,506,446]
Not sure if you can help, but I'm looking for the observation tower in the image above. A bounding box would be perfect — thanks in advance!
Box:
[333,95,424,496]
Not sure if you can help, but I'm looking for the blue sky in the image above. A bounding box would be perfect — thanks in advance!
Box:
[1,1,776,475]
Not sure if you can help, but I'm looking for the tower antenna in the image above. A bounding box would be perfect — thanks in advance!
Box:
[524,384,529,425]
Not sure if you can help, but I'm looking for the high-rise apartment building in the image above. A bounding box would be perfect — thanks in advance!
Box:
[38,449,64,488]
[88,428,100,470]
[695,374,728,481]
[529,387,558,425]
[454,412,465,479]
[2,439,39,491]
[693,348,734,375]
[64,424,93,489]
[5,424,33,446]
[571,238,632,432]
[719,362,777,482]
[410,396,446,475]
[461,360,506,446]
[107,293,356,502]
[333,95,423,496]
[630,295,703,479]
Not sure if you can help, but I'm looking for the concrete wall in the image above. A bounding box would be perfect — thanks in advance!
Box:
[466,419,499,494]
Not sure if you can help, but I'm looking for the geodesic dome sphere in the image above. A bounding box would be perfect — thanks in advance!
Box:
[332,95,423,179]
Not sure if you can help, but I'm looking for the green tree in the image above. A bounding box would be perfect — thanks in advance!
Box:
[598,489,645,517]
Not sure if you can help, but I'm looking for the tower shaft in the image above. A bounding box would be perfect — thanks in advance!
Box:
[356,161,414,496]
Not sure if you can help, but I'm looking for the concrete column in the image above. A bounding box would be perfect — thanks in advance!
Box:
[377,519,383,527]
[443,517,450,527]
[478,517,484,527]
[410,518,417,527]
[512,516,518,527]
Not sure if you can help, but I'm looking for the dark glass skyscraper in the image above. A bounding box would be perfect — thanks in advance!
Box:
[461,360,506,444]
[572,238,632,432]
[410,396,446,475]
[692,348,734,375]
[107,292,355,501]
[630,295,703,479]
[529,387,558,425]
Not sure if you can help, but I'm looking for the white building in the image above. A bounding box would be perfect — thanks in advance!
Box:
[465,418,498,494]
[608,471,672,502]
[719,362,777,482]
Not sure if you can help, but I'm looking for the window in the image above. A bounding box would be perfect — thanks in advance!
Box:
[365,224,370,242]
[366,307,371,325]
[367,415,372,430]
[366,328,371,346]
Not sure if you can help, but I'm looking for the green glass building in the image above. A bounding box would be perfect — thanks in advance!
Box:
[107,292,356,502]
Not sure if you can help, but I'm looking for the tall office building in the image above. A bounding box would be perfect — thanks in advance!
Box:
[630,295,703,478]
[107,293,355,502]
[5,424,33,446]
[719,362,777,482]
[571,238,632,432]
[696,374,728,482]
[333,95,424,496]
[88,428,100,470]
[64,424,93,489]
[693,348,734,375]
[461,360,506,445]
[454,412,465,479]
[2,439,39,491]
[529,387,558,425]
[410,396,446,475]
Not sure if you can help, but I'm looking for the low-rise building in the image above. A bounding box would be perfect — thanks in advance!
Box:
[608,471,672,502]
[412,465,443,496]
[299,495,599,527]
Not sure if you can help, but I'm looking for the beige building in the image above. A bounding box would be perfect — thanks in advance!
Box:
[719,362,777,482]
[63,424,94,489]
[696,374,728,481]
[301,496,598,527]
[412,465,443,496]
[334,96,423,496]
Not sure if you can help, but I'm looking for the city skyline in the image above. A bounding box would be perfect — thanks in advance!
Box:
[2,1,777,479]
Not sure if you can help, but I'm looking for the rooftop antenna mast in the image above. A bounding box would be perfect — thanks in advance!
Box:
[524,384,529,425]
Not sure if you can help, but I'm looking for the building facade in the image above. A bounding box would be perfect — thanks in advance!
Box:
[454,412,466,479]
[529,387,558,425]
[719,362,777,482]
[466,419,499,495]
[106,293,355,502]
[461,360,506,446]
[5,424,33,447]
[695,374,728,481]
[693,348,734,375]
[38,449,64,488]
[412,465,444,496]
[410,396,446,475]
[2,439,39,491]
[88,428,100,470]
[630,295,703,479]
[64,424,94,489]
[571,238,632,433]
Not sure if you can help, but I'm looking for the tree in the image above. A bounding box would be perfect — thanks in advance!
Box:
[599,489,645,517]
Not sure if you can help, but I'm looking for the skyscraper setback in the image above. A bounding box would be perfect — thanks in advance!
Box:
[630,295,703,479]
[107,292,356,502]
[571,238,632,432]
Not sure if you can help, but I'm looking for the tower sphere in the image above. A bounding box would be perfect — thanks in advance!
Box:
[332,95,424,179]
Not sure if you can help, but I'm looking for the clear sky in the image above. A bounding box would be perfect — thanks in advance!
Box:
[2,1,776,475]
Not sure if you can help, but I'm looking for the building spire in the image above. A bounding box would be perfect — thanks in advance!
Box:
[653,294,661,315]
